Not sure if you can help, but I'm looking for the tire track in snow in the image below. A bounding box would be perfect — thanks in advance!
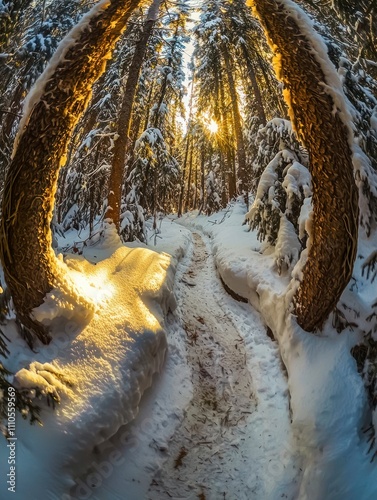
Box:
[147,231,298,500]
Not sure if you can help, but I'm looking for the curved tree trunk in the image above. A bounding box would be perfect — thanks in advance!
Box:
[107,0,161,228]
[250,0,359,331]
[0,0,141,343]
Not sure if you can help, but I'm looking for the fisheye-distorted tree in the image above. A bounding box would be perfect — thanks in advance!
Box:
[249,0,359,331]
[0,0,141,344]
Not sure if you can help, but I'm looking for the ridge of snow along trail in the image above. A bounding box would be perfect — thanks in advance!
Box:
[0,223,185,500]
[3,204,376,499]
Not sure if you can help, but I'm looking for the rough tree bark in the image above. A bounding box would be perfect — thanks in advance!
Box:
[250,0,359,331]
[0,0,141,343]
[107,0,161,228]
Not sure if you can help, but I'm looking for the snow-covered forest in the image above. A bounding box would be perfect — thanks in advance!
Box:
[1,0,377,498]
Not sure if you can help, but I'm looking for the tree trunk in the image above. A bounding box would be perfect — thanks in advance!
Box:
[218,69,236,201]
[212,78,227,207]
[250,0,359,331]
[222,43,248,202]
[178,77,194,217]
[193,159,198,209]
[220,152,228,206]
[241,44,267,126]
[107,0,161,228]
[198,150,206,215]
[0,0,141,343]
[185,141,194,213]
[177,135,190,217]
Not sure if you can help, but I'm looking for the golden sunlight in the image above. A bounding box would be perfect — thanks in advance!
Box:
[71,267,115,305]
[207,119,219,134]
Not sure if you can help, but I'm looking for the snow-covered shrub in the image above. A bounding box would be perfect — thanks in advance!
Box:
[274,215,302,275]
[129,127,180,217]
[120,203,146,243]
[205,170,221,215]
[61,203,84,232]
[245,119,312,273]
[250,118,308,192]
[339,57,377,236]
[352,334,377,423]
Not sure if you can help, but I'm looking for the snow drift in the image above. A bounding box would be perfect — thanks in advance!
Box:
[0,227,177,499]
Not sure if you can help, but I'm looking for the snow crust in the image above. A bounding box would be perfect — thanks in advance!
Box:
[1,206,376,498]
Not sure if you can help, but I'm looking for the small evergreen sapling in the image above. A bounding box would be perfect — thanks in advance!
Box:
[205,170,221,216]
[129,127,179,222]
[245,118,311,273]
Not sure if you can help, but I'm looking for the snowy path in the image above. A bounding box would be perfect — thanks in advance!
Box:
[148,232,255,499]
[147,231,299,500]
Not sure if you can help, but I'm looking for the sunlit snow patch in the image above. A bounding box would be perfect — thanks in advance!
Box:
[1,237,176,499]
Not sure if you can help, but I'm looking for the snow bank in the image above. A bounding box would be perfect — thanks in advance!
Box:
[274,215,301,275]
[180,202,377,499]
[295,338,371,498]
[180,202,288,309]
[0,222,190,499]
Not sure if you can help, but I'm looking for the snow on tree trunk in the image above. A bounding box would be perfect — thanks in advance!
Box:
[249,0,359,332]
[0,0,141,343]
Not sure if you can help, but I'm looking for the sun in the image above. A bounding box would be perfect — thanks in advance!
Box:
[207,119,219,134]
